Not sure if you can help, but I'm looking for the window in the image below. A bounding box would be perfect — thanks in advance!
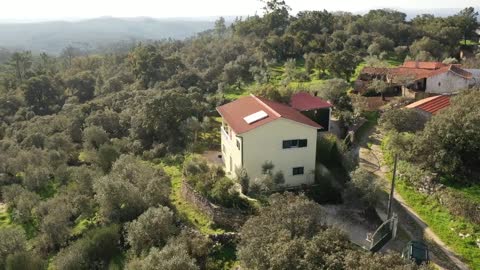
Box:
[292,167,304,175]
[283,139,307,149]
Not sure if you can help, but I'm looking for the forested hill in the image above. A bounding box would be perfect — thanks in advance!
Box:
[0,17,220,54]
[0,2,478,269]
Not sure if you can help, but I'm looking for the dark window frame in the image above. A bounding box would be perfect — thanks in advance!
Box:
[282,139,307,149]
[292,167,304,175]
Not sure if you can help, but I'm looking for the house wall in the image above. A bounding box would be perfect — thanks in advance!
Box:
[221,121,243,178]
[466,69,480,88]
[240,118,317,187]
[426,71,470,94]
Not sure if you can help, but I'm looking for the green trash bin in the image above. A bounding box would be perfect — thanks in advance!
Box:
[402,240,429,265]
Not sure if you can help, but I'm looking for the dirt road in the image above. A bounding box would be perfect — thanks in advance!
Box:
[357,127,470,270]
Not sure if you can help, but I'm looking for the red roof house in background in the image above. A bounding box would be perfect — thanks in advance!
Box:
[290,92,332,111]
[290,92,332,131]
[357,61,475,99]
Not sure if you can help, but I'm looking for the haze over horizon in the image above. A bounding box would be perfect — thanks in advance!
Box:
[1,0,479,23]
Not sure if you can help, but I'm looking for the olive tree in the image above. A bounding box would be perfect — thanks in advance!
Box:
[412,90,480,177]
[94,155,171,222]
[0,227,27,269]
[126,244,199,270]
[379,108,427,133]
[126,206,178,255]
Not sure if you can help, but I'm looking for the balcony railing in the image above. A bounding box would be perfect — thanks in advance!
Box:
[221,126,231,141]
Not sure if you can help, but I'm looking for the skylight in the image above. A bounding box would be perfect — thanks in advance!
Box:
[244,110,268,124]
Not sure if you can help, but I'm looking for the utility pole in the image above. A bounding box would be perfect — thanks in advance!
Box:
[387,154,398,219]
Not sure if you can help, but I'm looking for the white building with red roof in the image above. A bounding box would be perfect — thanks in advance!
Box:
[357,61,477,99]
[216,94,327,187]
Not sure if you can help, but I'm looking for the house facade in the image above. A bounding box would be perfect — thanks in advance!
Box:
[356,61,476,99]
[217,94,322,187]
[423,65,473,94]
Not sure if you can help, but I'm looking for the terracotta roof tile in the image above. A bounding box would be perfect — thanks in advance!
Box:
[216,95,322,134]
[402,61,446,70]
[290,92,332,111]
[406,95,451,114]
[360,63,473,83]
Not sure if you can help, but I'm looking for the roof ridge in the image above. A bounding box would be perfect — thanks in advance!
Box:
[250,94,281,117]
[448,65,472,79]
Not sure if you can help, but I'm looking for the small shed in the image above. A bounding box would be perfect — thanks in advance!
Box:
[290,92,332,131]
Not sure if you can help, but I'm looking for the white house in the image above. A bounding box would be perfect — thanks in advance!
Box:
[216,94,323,187]
[423,64,475,94]
[358,61,477,99]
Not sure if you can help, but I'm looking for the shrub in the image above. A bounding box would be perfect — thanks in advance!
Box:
[126,243,199,270]
[344,167,380,209]
[5,251,45,270]
[440,191,480,224]
[126,206,178,255]
[96,144,120,173]
[0,227,27,269]
[379,108,427,133]
[235,168,250,194]
[82,126,109,150]
[94,155,170,222]
[397,161,435,191]
[183,155,249,209]
[52,225,120,270]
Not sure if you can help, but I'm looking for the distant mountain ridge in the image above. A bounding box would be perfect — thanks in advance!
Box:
[0,7,477,54]
[0,17,226,54]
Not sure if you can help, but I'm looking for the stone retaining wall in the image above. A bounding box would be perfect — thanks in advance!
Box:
[181,180,247,229]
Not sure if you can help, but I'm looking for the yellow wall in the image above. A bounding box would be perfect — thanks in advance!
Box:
[221,121,243,178]
[240,118,317,187]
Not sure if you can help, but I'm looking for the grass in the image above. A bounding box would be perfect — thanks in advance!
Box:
[223,86,251,100]
[453,184,480,204]
[352,62,367,81]
[38,179,60,199]
[0,204,12,228]
[223,59,333,100]
[441,178,480,204]
[71,217,97,237]
[354,111,379,144]
[195,117,221,153]
[207,242,240,270]
[394,181,480,269]
[381,138,480,269]
[459,39,479,46]
[163,164,225,235]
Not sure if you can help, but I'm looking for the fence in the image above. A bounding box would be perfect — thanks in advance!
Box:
[368,213,398,252]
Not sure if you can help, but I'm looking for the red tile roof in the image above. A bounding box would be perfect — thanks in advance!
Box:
[402,61,446,70]
[406,95,451,114]
[290,92,332,111]
[216,95,322,134]
[360,63,472,83]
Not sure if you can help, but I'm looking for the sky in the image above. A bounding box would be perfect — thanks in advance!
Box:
[1,0,478,22]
